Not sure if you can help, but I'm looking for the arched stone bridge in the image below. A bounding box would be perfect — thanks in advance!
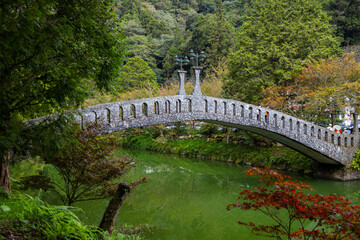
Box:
[26,68,360,166]
[69,94,358,166]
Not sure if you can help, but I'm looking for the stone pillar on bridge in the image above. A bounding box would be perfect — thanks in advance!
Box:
[191,66,203,96]
[177,70,187,95]
[353,112,359,135]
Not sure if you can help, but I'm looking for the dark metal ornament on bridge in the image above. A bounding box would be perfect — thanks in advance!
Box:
[173,55,190,95]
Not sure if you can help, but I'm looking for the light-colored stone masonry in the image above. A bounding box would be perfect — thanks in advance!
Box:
[35,94,356,166]
[25,67,360,166]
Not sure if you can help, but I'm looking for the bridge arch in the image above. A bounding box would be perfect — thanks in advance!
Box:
[28,95,359,166]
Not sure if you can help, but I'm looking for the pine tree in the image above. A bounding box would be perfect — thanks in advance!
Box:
[323,0,360,46]
[223,0,341,103]
[190,0,236,69]
[207,0,236,68]
[118,57,158,92]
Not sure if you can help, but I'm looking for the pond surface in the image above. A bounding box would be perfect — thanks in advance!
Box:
[77,149,360,240]
[12,149,360,240]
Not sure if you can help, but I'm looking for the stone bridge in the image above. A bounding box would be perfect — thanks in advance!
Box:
[27,69,360,166]
[72,94,359,166]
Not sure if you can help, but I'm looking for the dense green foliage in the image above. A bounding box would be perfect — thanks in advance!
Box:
[322,0,360,46]
[191,1,237,69]
[0,0,126,192]
[118,57,159,92]
[263,53,360,122]
[118,0,240,81]
[0,194,139,239]
[0,0,125,119]
[0,194,98,239]
[352,148,360,170]
[224,0,341,103]
[115,0,358,89]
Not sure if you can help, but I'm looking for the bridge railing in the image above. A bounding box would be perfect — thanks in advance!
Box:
[74,95,358,150]
[77,95,194,125]
[209,97,358,149]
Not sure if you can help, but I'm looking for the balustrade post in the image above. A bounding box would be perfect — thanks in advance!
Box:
[177,70,187,95]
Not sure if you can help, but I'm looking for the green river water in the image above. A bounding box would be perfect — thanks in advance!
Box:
[12,149,360,240]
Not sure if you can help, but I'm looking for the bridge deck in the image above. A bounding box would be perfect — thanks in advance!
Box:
[71,95,358,165]
[27,95,359,165]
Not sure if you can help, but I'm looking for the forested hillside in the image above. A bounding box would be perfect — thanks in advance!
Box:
[117,0,240,85]
[116,0,360,88]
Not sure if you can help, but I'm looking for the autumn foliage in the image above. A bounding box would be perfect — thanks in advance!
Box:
[263,53,360,122]
[227,167,360,239]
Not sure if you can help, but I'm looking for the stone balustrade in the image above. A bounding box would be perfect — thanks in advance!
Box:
[39,94,356,165]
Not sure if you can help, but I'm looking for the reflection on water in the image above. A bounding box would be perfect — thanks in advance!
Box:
[102,150,360,240]
[12,149,360,240]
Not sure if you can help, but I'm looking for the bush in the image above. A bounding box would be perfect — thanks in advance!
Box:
[0,194,100,239]
[228,168,360,239]
[198,123,218,136]
[0,193,139,240]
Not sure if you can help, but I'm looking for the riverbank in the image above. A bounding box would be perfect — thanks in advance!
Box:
[115,127,319,175]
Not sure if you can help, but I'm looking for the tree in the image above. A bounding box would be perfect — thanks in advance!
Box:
[223,0,341,104]
[228,167,360,239]
[0,0,126,193]
[17,123,145,234]
[189,1,236,69]
[263,53,360,123]
[223,0,251,28]
[206,0,236,68]
[42,123,137,206]
[163,33,192,79]
[119,0,169,38]
[118,56,159,93]
[197,0,217,14]
[322,0,360,46]
[190,14,215,53]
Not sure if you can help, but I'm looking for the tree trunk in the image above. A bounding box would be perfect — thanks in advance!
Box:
[99,182,131,234]
[0,151,12,194]
[160,124,164,137]
[226,127,231,143]
[331,113,336,127]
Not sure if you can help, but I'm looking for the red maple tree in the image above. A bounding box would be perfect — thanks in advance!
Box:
[227,167,360,239]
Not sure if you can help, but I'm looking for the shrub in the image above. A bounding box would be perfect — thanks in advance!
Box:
[0,194,100,239]
[228,168,360,239]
